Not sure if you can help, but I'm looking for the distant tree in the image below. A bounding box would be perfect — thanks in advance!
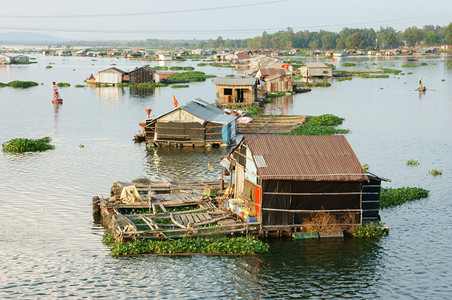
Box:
[404,26,424,47]
[386,32,400,48]
[346,32,365,49]
[424,31,442,45]
[321,35,331,50]
[446,22,452,44]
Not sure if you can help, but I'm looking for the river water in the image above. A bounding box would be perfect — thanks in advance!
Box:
[0,53,451,299]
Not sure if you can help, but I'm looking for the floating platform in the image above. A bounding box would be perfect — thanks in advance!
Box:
[93,179,260,242]
[236,115,306,134]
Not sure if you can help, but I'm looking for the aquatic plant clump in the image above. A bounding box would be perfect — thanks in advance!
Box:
[2,137,55,153]
[298,82,331,88]
[352,222,388,238]
[284,114,349,136]
[104,236,270,256]
[57,82,70,87]
[428,169,443,176]
[167,71,215,82]
[406,159,420,166]
[170,84,189,88]
[380,187,429,208]
[342,62,356,67]
[6,81,39,88]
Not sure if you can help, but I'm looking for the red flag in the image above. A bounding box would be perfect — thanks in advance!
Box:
[173,95,178,108]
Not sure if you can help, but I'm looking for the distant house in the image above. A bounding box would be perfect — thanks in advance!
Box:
[221,135,378,233]
[213,77,258,105]
[74,50,88,56]
[191,49,206,56]
[233,53,251,64]
[263,74,293,93]
[95,67,126,85]
[154,72,175,83]
[144,98,237,147]
[255,68,287,80]
[299,62,332,78]
[441,45,452,50]
[128,66,155,84]
[158,53,172,61]
[55,50,72,56]
[0,54,29,64]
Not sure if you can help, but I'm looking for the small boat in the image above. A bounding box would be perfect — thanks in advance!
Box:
[417,86,427,92]
[52,82,63,104]
[294,87,312,93]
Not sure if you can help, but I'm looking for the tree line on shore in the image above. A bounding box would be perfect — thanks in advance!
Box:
[67,23,452,51]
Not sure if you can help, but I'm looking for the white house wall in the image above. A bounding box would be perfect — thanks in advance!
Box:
[244,147,258,184]
[158,109,205,124]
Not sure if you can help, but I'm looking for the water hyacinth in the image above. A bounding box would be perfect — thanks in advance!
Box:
[2,137,55,153]
[105,236,269,256]
[380,187,429,208]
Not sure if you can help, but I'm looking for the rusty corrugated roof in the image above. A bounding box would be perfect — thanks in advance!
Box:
[259,68,286,76]
[242,135,368,182]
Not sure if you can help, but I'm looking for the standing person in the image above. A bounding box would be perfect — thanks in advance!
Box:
[419,78,423,87]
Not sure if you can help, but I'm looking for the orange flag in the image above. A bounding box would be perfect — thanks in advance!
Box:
[173,95,178,108]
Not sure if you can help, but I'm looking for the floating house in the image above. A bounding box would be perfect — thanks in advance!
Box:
[255,68,287,80]
[221,135,379,233]
[299,62,332,78]
[213,77,258,105]
[0,54,29,64]
[144,98,237,147]
[128,66,155,84]
[158,53,172,61]
[55,50,72,56]
[263,74,293,93]
[233,53,251,64]
[94,67,126,85]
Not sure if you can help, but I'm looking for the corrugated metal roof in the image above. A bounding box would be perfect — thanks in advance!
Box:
[213,77,256,86]
[304,62,330,68]
[259,68,286,76]
[182,98,235,124]
[241,135,368,182]
[98,67,126,74]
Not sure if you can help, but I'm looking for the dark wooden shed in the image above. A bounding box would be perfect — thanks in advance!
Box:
[222,135,376,233]
[128,66,155,84]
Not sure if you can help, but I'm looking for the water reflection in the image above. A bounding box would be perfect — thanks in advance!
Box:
[264,96,293,115]
[94,86,123,101]
[251,239,384,298]
[130,86,156,98]
[53,102,61,128]
[144,146,230,181]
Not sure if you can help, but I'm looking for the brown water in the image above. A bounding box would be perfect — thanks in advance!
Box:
[1,54,451,299]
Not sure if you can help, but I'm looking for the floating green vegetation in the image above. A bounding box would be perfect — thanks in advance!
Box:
[442,79,445,82]
[359,74,389,79]
[362,164,370,171]
[104,236,269,256]
[342,62,355,67]
[169,66,195,71]
[267,91,295,98]
[420,62,428,66]
[448,62,452,66]
[400,73,405,75]
[57,82,70,87]
[382,68,402,75]
[402,64,419,68]
[226,74,235,77]
[406,159,419,166]
[118,83,168,89]
[336,77,352,82]
[428,169,443,176]
[4,81,39,88]
[15,61,37,64]
[153,66,168,70]
[380,187,429,209]
[167,71,215,82]
[75,84,86,88]
[45,65,52,69]
[244,105,265,117]
[210,63,235,68]
[2,137,55,153]
[171,84,189,88]
[352,222,388,238]
[298,82,332,87]
[79,144,85,148]
[407,72,413,75]
[197,63,207,67]
[283,114,349,136]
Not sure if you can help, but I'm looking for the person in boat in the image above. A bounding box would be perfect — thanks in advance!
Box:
[419,78,423,88]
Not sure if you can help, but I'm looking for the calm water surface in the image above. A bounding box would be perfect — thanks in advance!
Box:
[1,54,451,299]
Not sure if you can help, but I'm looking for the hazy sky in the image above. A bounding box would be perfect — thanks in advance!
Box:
[1,0,451,40]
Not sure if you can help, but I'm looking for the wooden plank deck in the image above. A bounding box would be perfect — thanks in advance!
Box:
[236,115,306,134]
